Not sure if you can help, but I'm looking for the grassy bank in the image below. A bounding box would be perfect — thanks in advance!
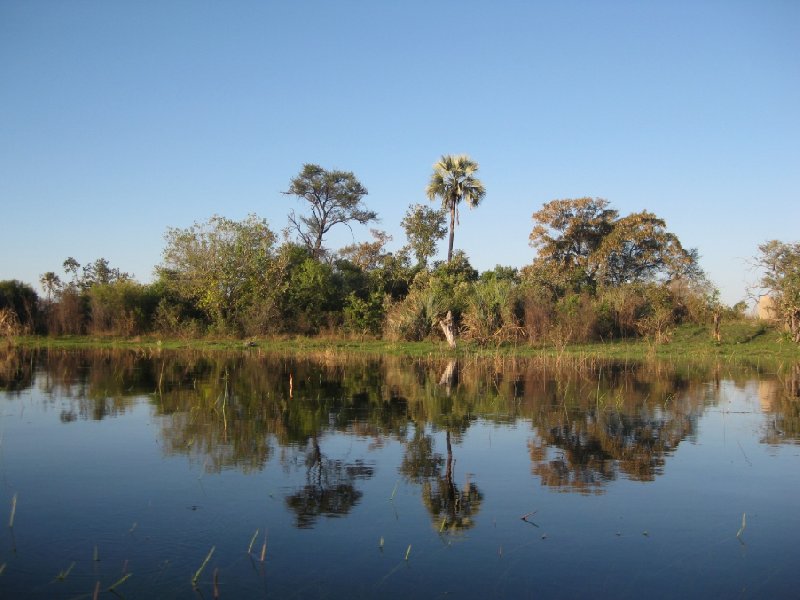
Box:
[8,321,800,365]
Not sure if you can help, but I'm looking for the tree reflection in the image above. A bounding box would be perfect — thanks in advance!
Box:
[399,360,484,534]
[5,347,798,509]
[760,363,800,444]
[285,436,374,529]
[525,366,704,494]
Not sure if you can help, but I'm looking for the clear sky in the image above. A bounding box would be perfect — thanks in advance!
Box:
[1,0,798,306]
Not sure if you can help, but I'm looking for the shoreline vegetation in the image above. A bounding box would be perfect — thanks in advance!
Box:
[9,321,800,366]
[2,169,798,351]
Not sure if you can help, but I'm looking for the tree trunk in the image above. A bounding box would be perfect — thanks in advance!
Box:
[447,203,456,262]
[439,310,457,349]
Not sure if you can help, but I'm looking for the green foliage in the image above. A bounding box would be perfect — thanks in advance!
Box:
[159,214,282,335]
[385,252,478,342]
[285,164,376,259]
[462,277,523,344]
[343,291,385,336]
[280,254,340,333]
[401,204,447,267]
[87,281,161,335]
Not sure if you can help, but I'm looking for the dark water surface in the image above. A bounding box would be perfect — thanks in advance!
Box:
[0,349,798,599]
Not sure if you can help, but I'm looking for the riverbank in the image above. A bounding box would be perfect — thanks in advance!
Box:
[8,321,799,364]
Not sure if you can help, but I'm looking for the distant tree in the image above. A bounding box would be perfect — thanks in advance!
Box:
[81,257,129,288]
[756,240,800,343]
[39,271,62,303]
[284,164,377,260]
[337,229,393,272]
[426,155,486,263]
[401,204,447,267]
[63,257,81,285]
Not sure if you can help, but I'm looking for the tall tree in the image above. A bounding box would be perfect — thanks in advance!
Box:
[284,164,376,260]
[39,272,62,303]
[401,204,447,267]
[426,155,486,263]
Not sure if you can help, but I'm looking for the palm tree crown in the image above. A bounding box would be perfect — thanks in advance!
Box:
[426,154,486,262]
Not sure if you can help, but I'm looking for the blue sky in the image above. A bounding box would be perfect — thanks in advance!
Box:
[1,0,798,305]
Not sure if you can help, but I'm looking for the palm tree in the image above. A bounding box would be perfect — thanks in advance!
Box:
[426,154,486,262]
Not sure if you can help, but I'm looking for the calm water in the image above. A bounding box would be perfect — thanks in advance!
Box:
[0,349,798,599]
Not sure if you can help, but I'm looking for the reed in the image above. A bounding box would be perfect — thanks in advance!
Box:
[56,562,76,581]
[192,546,215,587]
[736,512,747,539]
[108,573,132,591]
[8,493,17,528]
[247,529,259,554]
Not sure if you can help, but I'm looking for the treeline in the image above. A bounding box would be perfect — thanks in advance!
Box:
[2,159,783,345]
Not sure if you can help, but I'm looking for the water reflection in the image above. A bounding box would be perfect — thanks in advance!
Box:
[2,347,799,508]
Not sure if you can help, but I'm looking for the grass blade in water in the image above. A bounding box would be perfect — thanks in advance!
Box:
[192,546,215,587]
[9,493,17,528]
[108,572,132,591]
[736,512,747,539]
[247,529,259,554]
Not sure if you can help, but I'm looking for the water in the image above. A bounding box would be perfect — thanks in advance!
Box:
[0,349,798,598]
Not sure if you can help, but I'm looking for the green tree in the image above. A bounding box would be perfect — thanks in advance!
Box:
[529,198,618,285]
[529,198,700,290]
[401,204,447,267]
[426,155,486,263]
[757,240,800,343]
[284,164,377,260]
[158,214,281,334]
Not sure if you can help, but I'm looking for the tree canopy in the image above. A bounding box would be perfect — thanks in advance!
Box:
[401,204,447,267]
[285,164,376,259]
[158,214,281,333]
[529,198,701,290]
